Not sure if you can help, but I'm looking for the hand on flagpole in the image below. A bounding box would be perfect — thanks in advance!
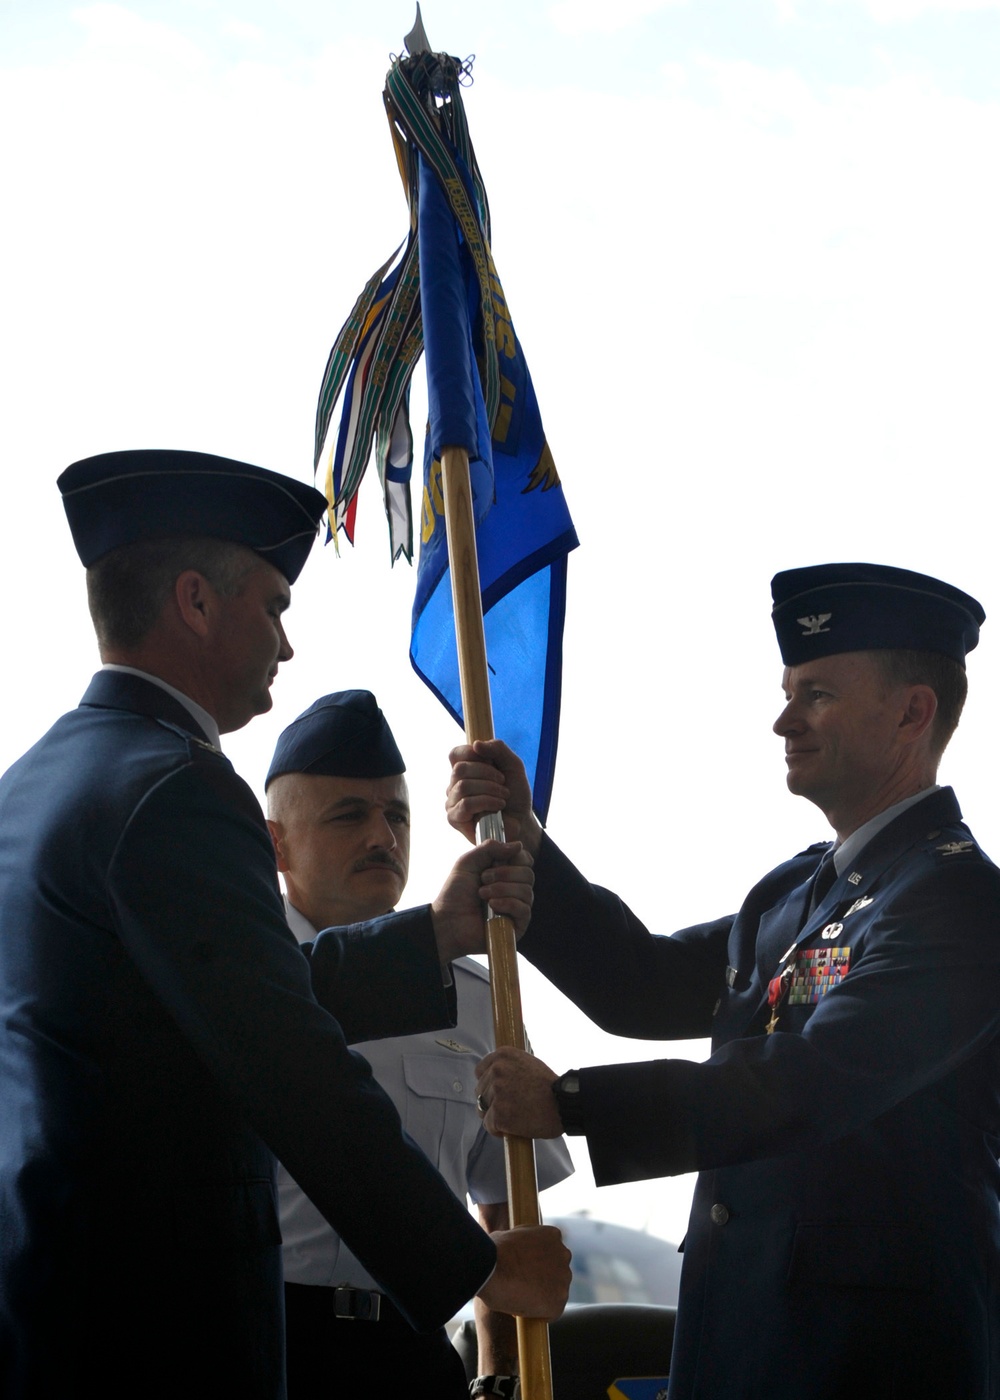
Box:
[476,1047,563,1139]
[477,1225,571,1322]
[447,740,543,858]
[431,840,533,964]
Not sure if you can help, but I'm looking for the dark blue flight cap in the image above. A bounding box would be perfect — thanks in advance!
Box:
[58,448,328,584]
[266,691,405,788]
[772,562,985,668]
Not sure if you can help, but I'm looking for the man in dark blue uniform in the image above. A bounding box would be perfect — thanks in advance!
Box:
[450,563,1000,1398]
[0,450,569,1399]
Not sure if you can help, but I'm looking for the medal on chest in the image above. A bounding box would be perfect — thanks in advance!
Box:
[765,944,853,1033]
[765,964,794,1034]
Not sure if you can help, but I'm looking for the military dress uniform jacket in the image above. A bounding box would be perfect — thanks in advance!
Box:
[0,673,495,1399]
[521,788,1000,1399]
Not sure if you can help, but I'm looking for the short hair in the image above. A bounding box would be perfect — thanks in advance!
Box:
[874,649,969,759]
[86,536,257,652]
[265,772,304,825]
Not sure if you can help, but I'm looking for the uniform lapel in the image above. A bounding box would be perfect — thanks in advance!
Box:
[741,789,962,1036]
[753,861,826,988]
[822,787,962,907]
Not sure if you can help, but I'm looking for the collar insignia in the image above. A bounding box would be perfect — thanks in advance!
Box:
[797,612,832,635]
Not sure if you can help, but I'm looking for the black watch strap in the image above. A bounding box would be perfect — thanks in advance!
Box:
[470,1376,520,1399]
[551,1069,585,1134]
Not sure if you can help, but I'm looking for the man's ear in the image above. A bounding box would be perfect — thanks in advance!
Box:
[174,570,214,638]
[266,818,290,873]
[899,684,938,745]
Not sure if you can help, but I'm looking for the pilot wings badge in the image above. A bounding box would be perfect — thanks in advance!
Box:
[797,613,832,636]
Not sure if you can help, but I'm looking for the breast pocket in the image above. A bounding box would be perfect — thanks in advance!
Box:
[401,1052,482,1187]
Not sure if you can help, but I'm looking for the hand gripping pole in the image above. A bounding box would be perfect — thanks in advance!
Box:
[440,445,553,1400]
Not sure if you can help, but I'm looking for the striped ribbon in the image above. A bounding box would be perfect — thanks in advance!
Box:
[313,49,515,563]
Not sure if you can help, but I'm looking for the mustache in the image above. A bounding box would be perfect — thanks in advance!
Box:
[352,853,406,879]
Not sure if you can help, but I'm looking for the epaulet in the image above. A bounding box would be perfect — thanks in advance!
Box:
[453,955,491,986]
[916,825,983,862]
[153,717,224,758]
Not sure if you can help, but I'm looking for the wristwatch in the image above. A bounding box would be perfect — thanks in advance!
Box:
[469,1377,520,1399]
[551,1068,584,1134]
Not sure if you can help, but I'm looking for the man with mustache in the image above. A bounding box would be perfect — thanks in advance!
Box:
[265,691,574,1399]
[450,562,1000,1399]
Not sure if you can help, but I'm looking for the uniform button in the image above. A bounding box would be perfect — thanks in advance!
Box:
[452,1080,463,1093]
[710,1203,730,1226]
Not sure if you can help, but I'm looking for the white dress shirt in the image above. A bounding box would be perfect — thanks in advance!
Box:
[278,898,574,1288]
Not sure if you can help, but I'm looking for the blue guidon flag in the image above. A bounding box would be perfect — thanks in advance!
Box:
[314,25,578,822]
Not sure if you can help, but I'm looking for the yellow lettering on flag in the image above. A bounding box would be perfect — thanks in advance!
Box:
[421,457,445,544]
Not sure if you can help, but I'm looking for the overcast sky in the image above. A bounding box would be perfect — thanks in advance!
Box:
[3,0,1000,1242]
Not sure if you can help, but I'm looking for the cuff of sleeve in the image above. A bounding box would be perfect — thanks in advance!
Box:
[581,1061,699,1186]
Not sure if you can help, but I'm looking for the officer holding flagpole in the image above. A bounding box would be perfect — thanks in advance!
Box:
[450,562,1000,1399]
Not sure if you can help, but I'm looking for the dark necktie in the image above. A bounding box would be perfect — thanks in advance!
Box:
[808,850,838,916]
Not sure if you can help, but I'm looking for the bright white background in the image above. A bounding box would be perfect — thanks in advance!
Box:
[3,0,1000,1244]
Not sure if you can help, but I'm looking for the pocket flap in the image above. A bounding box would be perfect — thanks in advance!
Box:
[402,1051,478,1104]
[789,1222,934,1293]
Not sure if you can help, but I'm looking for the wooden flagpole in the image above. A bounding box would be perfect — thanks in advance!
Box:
[440,444,554,1400]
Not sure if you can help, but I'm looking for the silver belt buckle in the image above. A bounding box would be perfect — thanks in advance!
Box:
[333,1286,381,1322]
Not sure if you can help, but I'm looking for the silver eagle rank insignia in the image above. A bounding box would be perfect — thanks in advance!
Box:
[797,613,832,636]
